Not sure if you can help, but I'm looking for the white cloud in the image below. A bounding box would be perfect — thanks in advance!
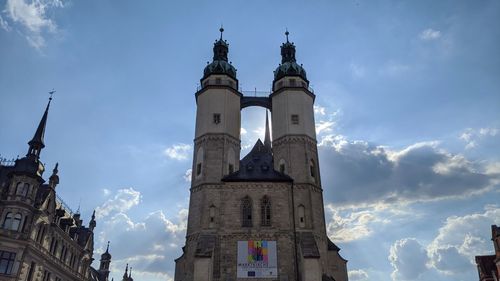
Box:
[389,238,428,280]
[240,127,247,135]
[93,189,188,280]
[0,15,11,31]
[459,127,499,149]
[95,188,141,219]
[183,169,192,182]
[326,204,390,242]
[4,0,63,48]
[102,188,111,196]
[349,63,366,78]
[164,143,191,160]
[314,105,326,116]
[427,205,500,275]
[316,120,335,135]
[419,28,442,41]
[348,269,369,281]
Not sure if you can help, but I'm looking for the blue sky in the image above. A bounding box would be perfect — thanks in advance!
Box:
[1,0,499,280]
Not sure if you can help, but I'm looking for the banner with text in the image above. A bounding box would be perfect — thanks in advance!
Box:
[237,240,278,278]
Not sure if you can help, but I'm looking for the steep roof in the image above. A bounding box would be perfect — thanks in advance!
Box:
[222,139,292,183]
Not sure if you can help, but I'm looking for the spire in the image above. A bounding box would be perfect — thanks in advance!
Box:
[123,264,128,278]
[49,162,59,188]
[213,27,229,62]
[89,210,96,231]
[264,110,271,149]
[27,91,54,159]
[105,241,110,254]
[280,29,296,63]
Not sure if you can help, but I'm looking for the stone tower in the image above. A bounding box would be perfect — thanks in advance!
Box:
[174,30,348,281]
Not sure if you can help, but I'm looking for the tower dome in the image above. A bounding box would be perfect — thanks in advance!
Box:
[273,31,307,82]
[202,27,237,80]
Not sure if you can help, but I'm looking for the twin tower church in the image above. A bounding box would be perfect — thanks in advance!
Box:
[174,29,348,281]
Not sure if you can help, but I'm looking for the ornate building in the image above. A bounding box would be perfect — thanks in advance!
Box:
[475,225,500,281]
[174,29,348,281]
[0,97,113,281]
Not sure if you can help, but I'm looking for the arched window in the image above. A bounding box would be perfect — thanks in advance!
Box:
[2,212,13,229]
[15,182,29,196]
[261,196,271,226]
[310,159,317,182]
[195,147,204,177]
[209,205,216,228]
[242,196,252,227]
[11,213,22,231]
[279,159,286,174]
[227,148,235,175]
[298,205,306,228]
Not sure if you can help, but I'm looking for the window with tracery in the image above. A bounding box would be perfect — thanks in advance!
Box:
[261,196,271,226]
[242,196,252,227]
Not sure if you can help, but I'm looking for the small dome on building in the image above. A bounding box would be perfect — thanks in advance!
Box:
[273,31,308,82]
[202,27,237,80]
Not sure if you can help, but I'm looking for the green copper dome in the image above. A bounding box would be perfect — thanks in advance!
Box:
[273,31,307,82]
[202,27,237,80]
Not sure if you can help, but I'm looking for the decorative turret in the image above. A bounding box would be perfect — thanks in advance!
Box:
[273,30,307,83]
[202,27,237,80]
[49,163,59,188]
[99,241,111,279]
[27,91,54,160]
[89,210,96,231]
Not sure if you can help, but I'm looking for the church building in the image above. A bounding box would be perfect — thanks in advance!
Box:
[174,29,348,281]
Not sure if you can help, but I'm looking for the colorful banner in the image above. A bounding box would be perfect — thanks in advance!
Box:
[237,240,277,278]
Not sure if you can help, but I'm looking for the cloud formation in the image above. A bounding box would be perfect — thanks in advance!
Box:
[389,238,428,280]
[320,135,498,208]
[460,127,499,149]
[419,28,442,40]
[348,269,369,281]
[427,205,500,275]
[95,188,141,219]
[94,189,187,281]
[3,0,63,48]
[164,143,191,160]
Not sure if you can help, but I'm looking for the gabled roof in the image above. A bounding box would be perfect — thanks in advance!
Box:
[222,139,292,183]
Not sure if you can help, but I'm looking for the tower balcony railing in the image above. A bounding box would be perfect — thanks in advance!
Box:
[0,156,16,167]
[197,78,239,92]
[273,80,314,94]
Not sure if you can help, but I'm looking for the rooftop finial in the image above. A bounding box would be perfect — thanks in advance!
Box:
[106,241,110,252]
[49,89,56,101]
[285,28,289,43]
[219,25,224,40]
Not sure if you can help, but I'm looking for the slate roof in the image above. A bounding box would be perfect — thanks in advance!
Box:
[300,232,320,258]
[222,139,292,183]
[195,234,216,257]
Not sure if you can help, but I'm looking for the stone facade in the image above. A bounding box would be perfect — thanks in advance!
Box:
[174,30,348,281]
[0,98,113,281]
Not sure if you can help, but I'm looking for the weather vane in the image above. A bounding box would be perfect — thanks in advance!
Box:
[49,89,56,101]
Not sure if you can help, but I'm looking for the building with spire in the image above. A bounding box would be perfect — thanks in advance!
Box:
[174,29,348,281]
[0,96,115,281]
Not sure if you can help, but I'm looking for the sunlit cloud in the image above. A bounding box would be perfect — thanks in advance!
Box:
[164,143,191,160]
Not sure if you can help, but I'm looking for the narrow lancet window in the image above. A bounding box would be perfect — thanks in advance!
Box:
[242,196,252,227]
[261,196,271,226]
